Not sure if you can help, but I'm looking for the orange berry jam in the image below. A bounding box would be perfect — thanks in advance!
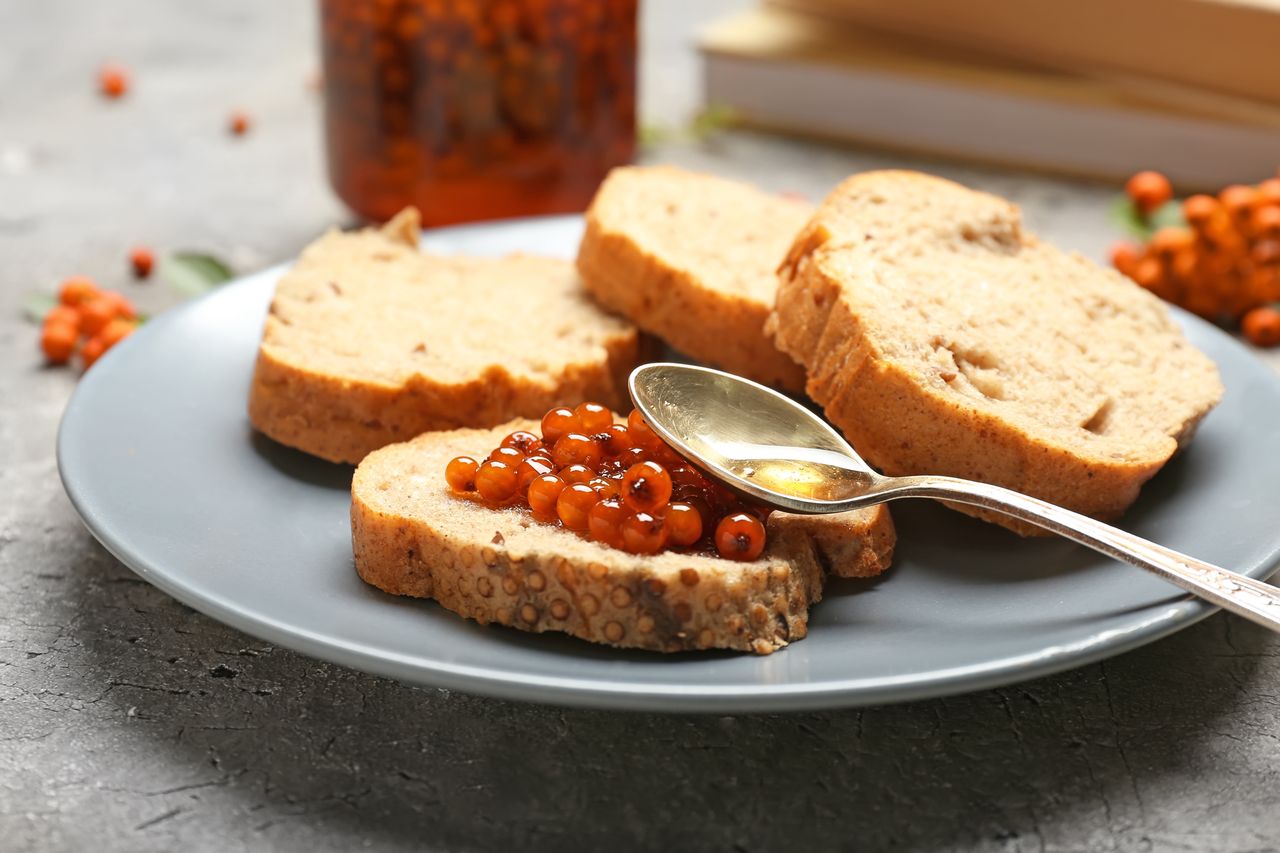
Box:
[318,0,637,226]
[446,404,771,561]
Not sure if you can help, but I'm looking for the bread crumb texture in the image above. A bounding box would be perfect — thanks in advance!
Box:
[578,166,811,391]
[772,171,1223,533]
[249,209,642,464]
[352,420,895,653]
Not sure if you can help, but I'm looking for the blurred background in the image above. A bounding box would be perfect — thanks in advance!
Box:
[7,0,1280,368]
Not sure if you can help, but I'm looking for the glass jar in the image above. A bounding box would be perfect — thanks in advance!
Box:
[318,0,637,226]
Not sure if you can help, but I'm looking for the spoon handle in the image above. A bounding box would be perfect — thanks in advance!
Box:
[883,475,1280,633]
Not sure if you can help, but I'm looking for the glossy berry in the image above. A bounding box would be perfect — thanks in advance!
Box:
[527,474,566,516]
[574,401,612,433]
[516,455,555,490]
[1126,171,1172,215]
[627,408,662,450]
[487,445,525,465]
[541,406,579,444]
[501,430,544,456]
[715,513,766,561]
[596,424,633,457]
[621,512,667,555]
[556,483,599,531]
[475,460,519,503]
[618,446,648,467]
[130,246,155,279]
[552,433,602,468]
[559,464,594,484]
[621,461,673,513]
[445,456,480,492]
[665,502,703,547]
[588,498,628,546]
[588,477,620,500]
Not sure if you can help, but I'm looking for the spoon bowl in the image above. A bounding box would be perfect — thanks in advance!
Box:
[628,363,877,509]
[629,362,1280,634]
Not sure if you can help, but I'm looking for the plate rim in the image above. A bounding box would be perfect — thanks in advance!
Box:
[56,214,1280,713]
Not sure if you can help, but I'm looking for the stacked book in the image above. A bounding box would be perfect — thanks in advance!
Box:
[700,0,1280,187]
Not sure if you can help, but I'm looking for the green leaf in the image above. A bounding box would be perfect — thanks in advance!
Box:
[1109,195,1185,241]
[637,122,672,147]
[159,252,234,297]
[22,292,57,324]
[1149,199,1186,232]
[689,103,742,142]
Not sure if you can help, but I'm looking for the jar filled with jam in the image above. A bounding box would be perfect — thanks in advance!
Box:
[319,0,638,225]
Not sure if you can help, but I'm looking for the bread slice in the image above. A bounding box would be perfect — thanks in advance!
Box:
[770,170,1223,534]
[249,209,642,464]
[577,166,810,391]
[351,420,896,654]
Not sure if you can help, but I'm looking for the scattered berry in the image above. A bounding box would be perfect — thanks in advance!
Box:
[1126,171,1172,215]
[44,305,81,333]
[1242,305,1280,347]
[80,336,107,370]
[130,246,154,279]
[98,318,135,349]
[40,321,77,365]
[58,276,98,307]
[99,63,129,99]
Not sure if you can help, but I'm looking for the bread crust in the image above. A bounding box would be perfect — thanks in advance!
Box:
[771,171,1223,534]
[577,166,809,392]
[351,421,896,653]
[249,209,642,464]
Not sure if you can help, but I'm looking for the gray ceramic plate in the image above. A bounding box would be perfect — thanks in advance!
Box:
[57,216,1280,712]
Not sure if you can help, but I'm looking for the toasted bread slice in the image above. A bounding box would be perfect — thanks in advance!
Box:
[249,209,642,464]
[351,420,895,654]
[771,171,1223,534]
[577,166,810,391]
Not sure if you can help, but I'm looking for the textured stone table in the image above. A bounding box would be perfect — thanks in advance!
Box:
[2,2,1278,851]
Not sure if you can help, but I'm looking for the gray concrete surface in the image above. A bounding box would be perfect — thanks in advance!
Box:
[2,1,1279,850]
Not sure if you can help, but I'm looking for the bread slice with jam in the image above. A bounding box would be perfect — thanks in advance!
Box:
[770,170,1224,534]
[249,209,642,464]
[577,166,811,392]
[351,420,895,654]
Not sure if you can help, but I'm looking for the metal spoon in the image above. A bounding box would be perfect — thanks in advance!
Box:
[629,362,1280,633]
